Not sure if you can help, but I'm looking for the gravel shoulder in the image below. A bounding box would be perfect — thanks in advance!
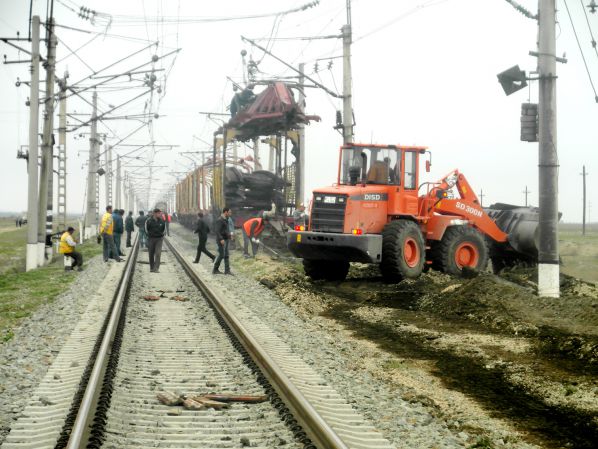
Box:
[171,223,550,449]
[0,254,115,445]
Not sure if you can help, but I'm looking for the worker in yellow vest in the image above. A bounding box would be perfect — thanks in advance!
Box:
[99,205,122,263]
[59,227,83,270]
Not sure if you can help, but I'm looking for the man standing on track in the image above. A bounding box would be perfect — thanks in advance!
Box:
[145,208,166,273]
[99,205,122,262]
[135,211,148,248]
[113,208,125,257]
[193,212,215,263]
[125,211,134,248]
[163,211,171,236]
[213,207,233,275]
[59,226,83,271]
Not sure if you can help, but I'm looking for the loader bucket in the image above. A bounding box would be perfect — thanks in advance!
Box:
[484,203,542,270]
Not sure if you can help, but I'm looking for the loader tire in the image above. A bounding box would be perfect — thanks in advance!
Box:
[380,220,425,283]
[437,226,488,276]
[303,259,349,282]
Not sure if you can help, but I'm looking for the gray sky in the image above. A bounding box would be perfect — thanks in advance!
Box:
[0,0,596,222]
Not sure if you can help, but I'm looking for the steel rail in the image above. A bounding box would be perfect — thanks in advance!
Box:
[65,238,139,449]
[165,238,350,449]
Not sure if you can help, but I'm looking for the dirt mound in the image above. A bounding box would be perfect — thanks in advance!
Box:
[235,253,598,448]
[258,261,598,368]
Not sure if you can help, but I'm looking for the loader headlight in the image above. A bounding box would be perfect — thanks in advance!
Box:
[436,189,448,199]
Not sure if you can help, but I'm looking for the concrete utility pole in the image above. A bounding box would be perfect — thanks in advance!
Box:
[37,18,57,265]
[342,0,353,144]
[537,0,560,297]
[115,155,122,209]
[523,185,531,207]
[26,15,40,272]
[123,173,129,212]
[478,190,485,207]
[84,92,99,238]
[581,165,588,236]
[298,62,306,205]
[57,72,68,231]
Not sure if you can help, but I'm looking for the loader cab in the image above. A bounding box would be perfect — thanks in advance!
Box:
[333,144,428,230]
[338,144,426,191]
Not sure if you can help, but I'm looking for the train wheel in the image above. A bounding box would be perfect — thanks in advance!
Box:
[381,220,425,283]
[438,226,488,276]
[303,259,349,282]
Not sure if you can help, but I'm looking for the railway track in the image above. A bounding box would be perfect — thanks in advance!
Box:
[2,237,395,449]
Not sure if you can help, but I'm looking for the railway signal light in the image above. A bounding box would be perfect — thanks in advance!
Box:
[497,65,528,96]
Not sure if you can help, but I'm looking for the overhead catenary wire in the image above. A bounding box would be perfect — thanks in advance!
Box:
[55,32,100,64]
[354,0,451,44]
[70,0,320,25]
[563,0,598,102]
[579,0,598,61]
[56,35,95,72]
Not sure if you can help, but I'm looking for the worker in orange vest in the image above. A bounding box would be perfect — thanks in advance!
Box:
[161,211,171,236]
[242,214,269,258]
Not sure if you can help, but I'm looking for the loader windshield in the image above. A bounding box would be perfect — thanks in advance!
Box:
[340,146,400,186]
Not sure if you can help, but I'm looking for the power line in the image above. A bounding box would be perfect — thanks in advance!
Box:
[59,0,320,26]
[563,0,598,102]
[354,0,452,44]
[55,32,100,64]
[580,0,598,61]
[56,35,95,72]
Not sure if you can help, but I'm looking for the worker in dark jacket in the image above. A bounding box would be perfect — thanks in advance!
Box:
[242,214,269,257]
[112,209,125,257]
[213,207,233,275]
[125,211,134,247]
[145,208,166,273]
[135,211,148,248]
[193,212,215,263]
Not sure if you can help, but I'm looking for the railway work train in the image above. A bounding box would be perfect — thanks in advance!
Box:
[175,81,319,231]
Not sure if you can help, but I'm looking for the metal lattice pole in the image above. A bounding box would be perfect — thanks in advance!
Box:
[57,72,68,231]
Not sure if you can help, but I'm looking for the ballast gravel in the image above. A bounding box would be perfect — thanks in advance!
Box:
[170,225,527,449]
[0,255,111,445]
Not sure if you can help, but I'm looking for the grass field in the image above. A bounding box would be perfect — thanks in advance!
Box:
[559,223,598,283]
[0,216,102,342]
[0,218,28,275]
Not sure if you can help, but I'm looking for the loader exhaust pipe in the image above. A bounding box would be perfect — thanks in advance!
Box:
[360,152,368,185]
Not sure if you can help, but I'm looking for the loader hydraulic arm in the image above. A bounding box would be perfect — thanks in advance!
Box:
[428,170,508,244]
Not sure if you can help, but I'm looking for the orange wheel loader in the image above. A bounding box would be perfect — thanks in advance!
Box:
[287,143,540,282]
